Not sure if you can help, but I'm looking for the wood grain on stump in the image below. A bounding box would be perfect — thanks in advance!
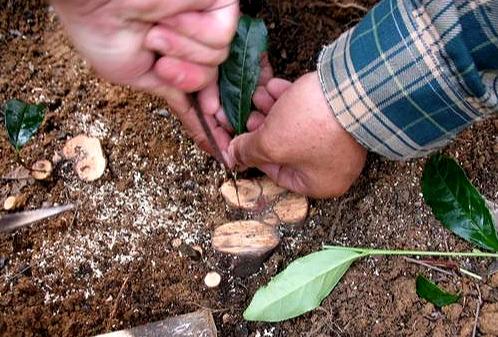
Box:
[274,193,309,224]
[63,135,106,182]
[258,176,286,201]
[31,160,52,180]
[220,179,262,210]
[212,220,280,276]
[216,177,309,276]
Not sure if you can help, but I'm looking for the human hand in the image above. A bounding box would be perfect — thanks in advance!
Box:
[51,0,239,157]
[51,0,238,92]
[226,71,367,198]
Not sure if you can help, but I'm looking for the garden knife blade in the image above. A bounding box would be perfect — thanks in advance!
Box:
[0,204,75,232]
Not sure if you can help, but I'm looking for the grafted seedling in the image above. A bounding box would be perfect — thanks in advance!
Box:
[3,99,51,179]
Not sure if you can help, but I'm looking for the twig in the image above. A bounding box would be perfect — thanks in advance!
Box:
[460,267,483,281]
[403,257,456,277]
[5,264,31,282]
[311,1,368,12]
[186,301,229,314]
[108,275,130,325]
[472,284,482,337]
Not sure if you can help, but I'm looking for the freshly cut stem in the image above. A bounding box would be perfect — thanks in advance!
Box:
[323,245,498,258]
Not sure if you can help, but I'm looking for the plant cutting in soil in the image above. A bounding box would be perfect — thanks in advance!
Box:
[2,99,53,182]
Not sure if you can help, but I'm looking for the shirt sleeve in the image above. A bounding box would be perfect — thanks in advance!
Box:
[317,0,498,160]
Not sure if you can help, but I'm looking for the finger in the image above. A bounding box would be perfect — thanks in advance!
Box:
[150,84,191,112]
[197,81,220,115]
[121,0,216,21]
[145,25,229,66]
[206,115,232,154]
[154,56,217,92]
[258,164,307,195]
[246,111,265,131]
[253,85,275,115]
[227,129,274,169]
[177,104,232,158]
[266,78,292,100]
[160,1,239,49]
[190,114,232,156]
[258,52,274,86]
[151,87,231,158]
[215,108,234,133]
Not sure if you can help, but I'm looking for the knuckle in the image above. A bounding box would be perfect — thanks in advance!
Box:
[258,135,282,161]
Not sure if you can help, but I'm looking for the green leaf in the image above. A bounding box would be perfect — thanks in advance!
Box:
[243,248,363,322]
[4,99,45,151]
[422,154,498,251]
[219,15,267,134]
[416,275,460,307]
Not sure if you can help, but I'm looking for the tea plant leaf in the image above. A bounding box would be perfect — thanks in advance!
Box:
[422,154,498,251]
[416,275,460,307]
[4,99,45,151]
[243,248,364,322]
[219,15,267,134]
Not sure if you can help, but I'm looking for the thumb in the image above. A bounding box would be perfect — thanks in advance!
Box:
[227,129,273,169]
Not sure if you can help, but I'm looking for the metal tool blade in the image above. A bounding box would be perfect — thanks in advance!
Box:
[188,93,241,207]
[0,204,75,232]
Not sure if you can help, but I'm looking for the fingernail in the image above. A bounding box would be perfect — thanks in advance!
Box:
[173,71,186,85]
[159,58,186,85]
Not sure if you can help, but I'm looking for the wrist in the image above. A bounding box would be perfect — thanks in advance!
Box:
[309,70,368,155]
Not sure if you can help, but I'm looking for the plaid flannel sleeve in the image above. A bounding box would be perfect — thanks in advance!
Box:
[318,0,498,160]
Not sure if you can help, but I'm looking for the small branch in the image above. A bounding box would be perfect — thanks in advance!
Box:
[459,268,483,281]
[186,301,229,314]
[310,1,368,12]
[323,246,498,258]
[472,284,482,337]
[108,275,130,327]
[333,1,368,11]
[403,257,455,277]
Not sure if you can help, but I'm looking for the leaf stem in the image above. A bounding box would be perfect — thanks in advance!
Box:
[323,246,498,258]
[459,268,483,281]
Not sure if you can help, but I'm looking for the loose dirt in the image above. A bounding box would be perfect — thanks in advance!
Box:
[1,1,497,336]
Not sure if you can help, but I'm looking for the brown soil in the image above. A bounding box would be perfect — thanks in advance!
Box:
[1,1,497,336]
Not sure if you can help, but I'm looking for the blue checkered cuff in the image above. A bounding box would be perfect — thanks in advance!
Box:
[318,0,498,160]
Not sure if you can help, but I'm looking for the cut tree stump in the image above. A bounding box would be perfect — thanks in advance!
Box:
[212,220,280,277]
[258,176,286,202]
[95,309,217,337]
[3,195,27,211]
[220,179,262,211]
[220,178,309,225]
[215,177,309,276]
[31,160,53,180]
[63,135,106,182]
[273,193,309,224]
